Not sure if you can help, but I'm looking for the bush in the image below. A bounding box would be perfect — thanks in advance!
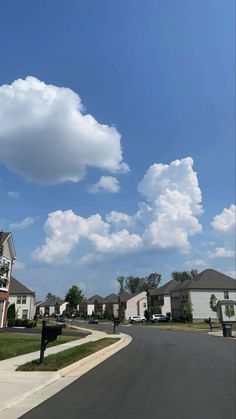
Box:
[14,319,37,328]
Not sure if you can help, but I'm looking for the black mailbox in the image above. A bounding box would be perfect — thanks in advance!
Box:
[40,321,63,363]
[42,325,62,341]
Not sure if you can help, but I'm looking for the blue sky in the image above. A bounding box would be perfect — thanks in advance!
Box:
[0,0,235,300]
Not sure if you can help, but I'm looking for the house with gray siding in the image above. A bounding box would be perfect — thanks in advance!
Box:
[0,232,16,327]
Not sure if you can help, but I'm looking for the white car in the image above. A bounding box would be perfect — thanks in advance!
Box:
[150,314,169,323]
[129,315,146,324]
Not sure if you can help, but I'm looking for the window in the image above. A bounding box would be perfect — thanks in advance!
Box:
[230,305,235,315]
[17,296,21,304]
[22,309,28,320]
[22,296,27,304]
[224,291,229,300]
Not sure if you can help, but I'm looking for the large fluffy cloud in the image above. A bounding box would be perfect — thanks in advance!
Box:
[33,157,203,263]
[0,77,128,184]
[138,157,202,250]
[211,204,236,232]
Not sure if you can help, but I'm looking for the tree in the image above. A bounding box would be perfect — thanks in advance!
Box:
[183,301,193,324]
[65,285,83,316]
[172,270,198,283]
[124,273,161,294]
[125,276,143,294]
[141,273,161,291]
[7,303,16,327]
[46,293,57,301]
[209,294,218,313]
[224,305,234,321]
[116,276,125,294]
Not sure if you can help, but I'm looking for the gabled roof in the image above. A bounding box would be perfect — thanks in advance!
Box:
[9,276,35,295]
[86,295,104,304]
[39,298,65,307]
[149,280,177,296]
[171,269,236,291]
[103,293,119,304]
[0,231,16,260]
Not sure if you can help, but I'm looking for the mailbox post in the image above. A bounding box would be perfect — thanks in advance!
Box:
[112,317,120,334]
[40,320,62,363]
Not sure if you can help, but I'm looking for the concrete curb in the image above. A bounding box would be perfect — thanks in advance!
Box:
[60,333,132,378]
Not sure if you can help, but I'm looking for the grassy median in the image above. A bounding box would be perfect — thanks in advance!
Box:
[17,338,120,371]
[0,332,81,360]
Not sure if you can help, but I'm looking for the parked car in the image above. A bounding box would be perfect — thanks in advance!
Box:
[88,318,99,324]
[55,316,66,323]
[129,315,146,324]
[150,314,170,323]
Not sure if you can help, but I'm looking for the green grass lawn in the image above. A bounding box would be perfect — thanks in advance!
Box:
[144,321,221,331]
[17,338,120,371]
[0,332,80,361]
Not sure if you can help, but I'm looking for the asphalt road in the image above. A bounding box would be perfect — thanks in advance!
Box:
[21,325,236,419]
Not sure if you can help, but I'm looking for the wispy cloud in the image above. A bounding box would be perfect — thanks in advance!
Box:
[8,191,19,199]
[10,217,37,230]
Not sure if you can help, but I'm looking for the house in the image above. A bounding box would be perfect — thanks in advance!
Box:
[149,280,177,316]
[9,276,36,320]
[82,291,148,321]
[0,232,16,328]
[38,298,67,317]
[124,291,147,320]
[170,269,236,321]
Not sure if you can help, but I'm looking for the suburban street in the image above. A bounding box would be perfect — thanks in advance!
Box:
[21,325,236,419]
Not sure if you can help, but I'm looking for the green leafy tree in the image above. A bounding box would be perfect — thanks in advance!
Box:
[224,305,234,321]
[141,273,161,291]
[7,303,16,327]
[172,270,198,283]
[65,285,84,316]
[183,301,193,324]
[209,294,218,313]
[125,276,143,294]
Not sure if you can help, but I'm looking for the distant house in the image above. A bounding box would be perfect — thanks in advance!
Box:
[82,291,148,320]
[170,269,236,321]
[124,291,147,320]
[9,276,36,320]
[38,298,67,317]
[149,280,177,316]
[0,232,16,328]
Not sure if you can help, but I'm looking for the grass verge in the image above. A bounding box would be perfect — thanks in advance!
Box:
[0,332,80,360]
[17,338,120,371]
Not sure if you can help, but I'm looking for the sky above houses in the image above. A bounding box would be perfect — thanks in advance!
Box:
[0,0,235,300]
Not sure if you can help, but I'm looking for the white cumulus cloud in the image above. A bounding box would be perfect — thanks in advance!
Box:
[32,157,204,263]
[211,204,236,232]
[89,176,120,193]
[208,247,235,259]
[0,76,129,184]
[138,157,202,250]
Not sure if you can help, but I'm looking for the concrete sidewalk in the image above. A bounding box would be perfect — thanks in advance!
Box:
[0,328,132,419]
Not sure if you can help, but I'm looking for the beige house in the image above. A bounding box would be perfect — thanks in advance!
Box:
[0,232,16,328]
[9,276,35,320]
